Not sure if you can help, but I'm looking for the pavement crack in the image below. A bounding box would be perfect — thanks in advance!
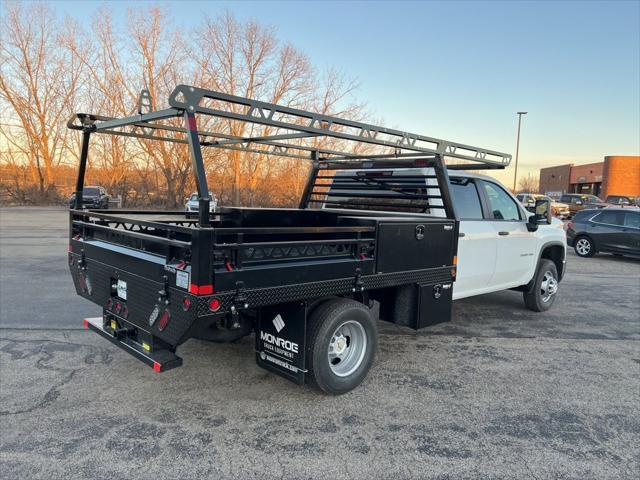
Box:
[0,336,87,417]
[518,453,540,480]
[0,369,77,417]
[0,336,95,349]
[275,455,285,480]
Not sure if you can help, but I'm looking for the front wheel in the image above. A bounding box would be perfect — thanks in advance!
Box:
[306,298,377,395]
[574,236,595,257]
[523,259,559,312]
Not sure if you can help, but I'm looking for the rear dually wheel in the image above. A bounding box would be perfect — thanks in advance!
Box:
[306,298,377,395]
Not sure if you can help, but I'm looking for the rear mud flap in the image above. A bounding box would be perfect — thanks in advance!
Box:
[255,302,307,384]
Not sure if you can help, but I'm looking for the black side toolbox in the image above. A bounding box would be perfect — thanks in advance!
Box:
[414,282,453,329]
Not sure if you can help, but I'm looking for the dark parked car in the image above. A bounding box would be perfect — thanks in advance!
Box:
[69,186,110,209]
[567,208,640,258]
[559,193,608,217]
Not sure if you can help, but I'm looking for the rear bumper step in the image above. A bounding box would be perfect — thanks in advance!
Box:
[83,317,182,372]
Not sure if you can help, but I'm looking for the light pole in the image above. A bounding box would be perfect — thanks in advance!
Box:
[513,111,527,192]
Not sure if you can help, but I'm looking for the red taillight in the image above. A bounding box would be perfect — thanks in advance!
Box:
[114,302,122,314]
[188,283,214,295]
[153,361,162,373]
[208,298,221,312]
[83,319,89,329]
[158,310,170,331]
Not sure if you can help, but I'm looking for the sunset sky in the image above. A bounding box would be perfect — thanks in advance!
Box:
[26,1,640,183]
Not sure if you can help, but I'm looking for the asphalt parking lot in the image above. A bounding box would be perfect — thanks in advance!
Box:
[1,207,639,479]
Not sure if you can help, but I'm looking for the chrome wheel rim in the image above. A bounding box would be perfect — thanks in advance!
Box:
[540,270,558,303]
[328,320,367,377]
[576,239,591,256]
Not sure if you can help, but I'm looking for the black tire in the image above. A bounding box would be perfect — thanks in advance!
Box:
[574,235,595,257]
[523,259,559,312]
[306,298,377,395]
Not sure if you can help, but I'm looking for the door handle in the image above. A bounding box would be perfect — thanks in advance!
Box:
[458,232,466,238]
[498,231,510,236]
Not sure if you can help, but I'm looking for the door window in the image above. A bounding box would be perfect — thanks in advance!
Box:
[623,212,640,228]
[450,179,483,219]
[482,182,521,220]
[593,210,624,226]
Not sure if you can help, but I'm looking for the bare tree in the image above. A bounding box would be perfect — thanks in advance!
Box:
[192,13,367,206]
[67,7,193,207]
[0,2,87,201]
[517,173,539,194]
[0,6,368,208]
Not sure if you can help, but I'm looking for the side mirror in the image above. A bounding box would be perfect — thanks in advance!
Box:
[527,199,551,231]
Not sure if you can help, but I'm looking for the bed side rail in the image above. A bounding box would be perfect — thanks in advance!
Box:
[69,210,194,259]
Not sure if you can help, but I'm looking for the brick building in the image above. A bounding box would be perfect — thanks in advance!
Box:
[539,155,640,199]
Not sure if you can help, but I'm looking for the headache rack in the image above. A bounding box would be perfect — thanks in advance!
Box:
[68,84,511,225]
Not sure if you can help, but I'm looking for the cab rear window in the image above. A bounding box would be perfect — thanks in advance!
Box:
[450,178,483,219]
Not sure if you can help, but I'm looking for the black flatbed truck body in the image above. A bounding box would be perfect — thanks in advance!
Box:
[69,205,456,362]
[67,84,510,386]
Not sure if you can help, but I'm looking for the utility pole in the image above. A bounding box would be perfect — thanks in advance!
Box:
[513,111,527,192]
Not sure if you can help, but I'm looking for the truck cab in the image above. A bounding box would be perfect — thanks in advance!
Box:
[449,173,566,303]
[323,169,566,307]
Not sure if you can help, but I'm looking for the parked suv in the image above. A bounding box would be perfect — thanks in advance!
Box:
[567,208,640,257]
[68,186,110,209]
[516,193,570,219]
[559,193,607,217]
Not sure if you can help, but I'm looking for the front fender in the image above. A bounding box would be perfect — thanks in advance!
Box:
[520,240,566,295]
[540,240,567,281]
